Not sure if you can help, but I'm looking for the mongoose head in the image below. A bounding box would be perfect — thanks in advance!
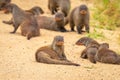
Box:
[76,37,93,46]
[55,12,64,22]
[2,3,15,13]
[53,36,64,46]
[26,6,44,15]
[99,43,109,50]
[79,4,88,15]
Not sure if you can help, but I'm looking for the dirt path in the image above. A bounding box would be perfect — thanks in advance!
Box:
[0,0,120,80]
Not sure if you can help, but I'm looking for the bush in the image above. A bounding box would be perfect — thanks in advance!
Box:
[86,29,105,39]
[93,0,120,30]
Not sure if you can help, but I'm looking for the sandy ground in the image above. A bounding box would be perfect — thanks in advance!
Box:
[0,0,120,80]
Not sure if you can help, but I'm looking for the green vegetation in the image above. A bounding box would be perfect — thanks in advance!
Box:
[93,0,120,30]
[86,29,105,39]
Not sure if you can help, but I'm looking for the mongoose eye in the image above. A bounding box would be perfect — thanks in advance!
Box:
[54,36,64,42]
[76,39,84,45]
[58,38,64,42]
[80,5,88,11]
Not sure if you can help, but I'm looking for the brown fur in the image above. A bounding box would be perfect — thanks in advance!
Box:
[0,0,11,13]
[66,4,90,34]
[20,16,40,40]
[48,0,70,17]
[95,43,120,64]
[25,6,44,15]
[3,12,67,32]
[3,3,40,40]
[76,37,100,63]
[3,6,44,25]
[36,12,67,32]
[35,36,80,66]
